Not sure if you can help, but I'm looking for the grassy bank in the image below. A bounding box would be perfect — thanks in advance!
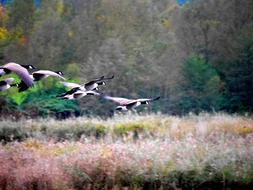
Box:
[0,113,253,189]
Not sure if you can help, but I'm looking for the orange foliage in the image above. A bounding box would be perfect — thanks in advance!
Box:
[0,5,8,23]
[18,35,28,46]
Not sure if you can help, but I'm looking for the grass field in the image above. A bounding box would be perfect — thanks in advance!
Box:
[0,113,253,189]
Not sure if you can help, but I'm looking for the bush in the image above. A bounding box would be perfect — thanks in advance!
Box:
[45,123,107,141]
[5,78,80,118]
[0,123,28,142]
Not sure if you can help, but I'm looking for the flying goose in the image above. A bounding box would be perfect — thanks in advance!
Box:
[84,75,114,91]
[102,95,160,111]
[0,62,34,91]
[60,75,114,92]
[57,90,100,100]
[31,70,65,81]
[0,63,35,76]
[0,78,18,91]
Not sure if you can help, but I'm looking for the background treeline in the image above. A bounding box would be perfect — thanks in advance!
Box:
[0,0,252,118]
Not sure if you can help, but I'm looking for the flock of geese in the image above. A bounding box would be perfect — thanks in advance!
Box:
[0,62,160,111]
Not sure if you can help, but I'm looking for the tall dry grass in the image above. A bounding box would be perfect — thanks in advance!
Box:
[0,113,253,189]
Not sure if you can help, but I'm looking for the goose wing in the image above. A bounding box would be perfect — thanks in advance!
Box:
[56,87,80,97]
[60,81,81,89]
[18,81,30,92]
[84,76,105,87]
[102,75,114,80]
[2,78,15,84]
[0,80,7,87]
[1,62,33,87]
[137,96,160,103]
[86,90,100,96]
[32,70,65,80]
[0,69,5,76]
[102,95,136,105]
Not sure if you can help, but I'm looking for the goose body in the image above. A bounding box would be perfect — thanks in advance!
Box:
[32,70,65,81]
[58,90,100,100]
[0,63,34,91]
[83,75,114,91]
[115,101,142,111]
[60,75,114,95]
[83,76,105,91]
[0,78,16,91]
[0,63,35,76]
[60,82,86,92]
[60,81,81,89]
[103,95,160,110]
[103,96,135,105]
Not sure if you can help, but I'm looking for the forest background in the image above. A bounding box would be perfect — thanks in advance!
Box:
[0,0,252,118]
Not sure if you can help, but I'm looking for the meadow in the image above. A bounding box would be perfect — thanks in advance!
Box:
[0,113,253,190]
[0,1,252,189]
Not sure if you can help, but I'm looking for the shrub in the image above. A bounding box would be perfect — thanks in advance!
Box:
[45,123,107,141]
[0,123,28,143]
[113,122,153,140]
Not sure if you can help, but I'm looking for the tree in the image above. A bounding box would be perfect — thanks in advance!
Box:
[8,0,35,36]
[178,54,225,113]
[220,33,253,112]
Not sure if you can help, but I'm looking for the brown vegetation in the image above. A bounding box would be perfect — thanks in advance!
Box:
[0,113,253,189]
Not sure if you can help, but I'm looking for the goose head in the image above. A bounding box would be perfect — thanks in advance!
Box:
[140,101,149,105]
[21,64,36,70]
[55,71,64,76]
[28,65,36,70]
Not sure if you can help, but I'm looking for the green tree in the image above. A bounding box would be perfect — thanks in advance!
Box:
[178,54,225,113]
[219,33,253,112]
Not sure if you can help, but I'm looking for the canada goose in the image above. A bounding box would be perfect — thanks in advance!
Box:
[31,70,65,81]
[57,90,100,100]
[0,62,34,91]
[84,75,114,91]
[0,78,18,91]
[0,63,35,76]
[102,95,160,111]
[59,75,114,98]
[60,75,114,92]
